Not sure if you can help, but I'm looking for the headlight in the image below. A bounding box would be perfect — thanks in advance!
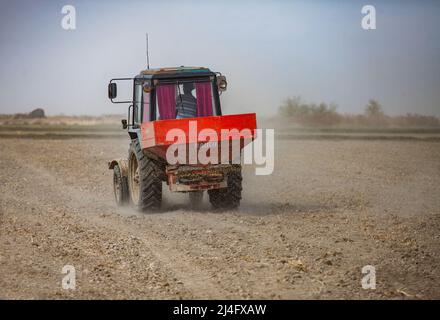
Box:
[217,75,227,92]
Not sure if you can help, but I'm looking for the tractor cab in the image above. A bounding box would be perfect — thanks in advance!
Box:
[108,67,227,135]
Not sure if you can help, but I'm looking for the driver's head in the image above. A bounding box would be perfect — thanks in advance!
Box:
[183,82,194,94]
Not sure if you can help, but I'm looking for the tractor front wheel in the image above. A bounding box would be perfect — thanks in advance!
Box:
[113,164,129,206]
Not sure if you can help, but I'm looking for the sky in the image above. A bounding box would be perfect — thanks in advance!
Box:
[0,0,439,117]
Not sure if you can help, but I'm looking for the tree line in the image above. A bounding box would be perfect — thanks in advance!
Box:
[278,96,440,127]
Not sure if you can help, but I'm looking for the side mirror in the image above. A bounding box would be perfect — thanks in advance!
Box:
[217,75,227,92]
[121,119,127,129]
[108,83,117,99]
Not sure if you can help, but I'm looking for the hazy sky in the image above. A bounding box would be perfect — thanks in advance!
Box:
[0,0,439,116]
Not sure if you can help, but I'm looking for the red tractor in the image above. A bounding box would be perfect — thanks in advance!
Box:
[108,66,256,211]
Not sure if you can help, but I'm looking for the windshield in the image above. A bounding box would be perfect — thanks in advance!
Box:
[154,79,216,120]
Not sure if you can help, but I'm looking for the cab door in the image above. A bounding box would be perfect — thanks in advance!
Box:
[133,81,143,127]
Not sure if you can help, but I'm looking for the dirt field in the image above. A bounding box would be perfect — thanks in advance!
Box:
[1,135,439,299]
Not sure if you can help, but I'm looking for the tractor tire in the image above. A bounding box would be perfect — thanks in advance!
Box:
[208,165,242,209]
[113,164,129,206]
[189,191,203,209]
[128,139,162,212]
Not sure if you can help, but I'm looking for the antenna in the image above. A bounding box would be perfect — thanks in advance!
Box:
[146,33,150,69]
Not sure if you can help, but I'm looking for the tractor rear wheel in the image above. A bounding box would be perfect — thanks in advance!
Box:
[113,164,129,206]
[128,139,162,212]
[208,165,242,209]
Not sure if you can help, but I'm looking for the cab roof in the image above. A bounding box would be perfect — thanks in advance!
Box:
[135,66,216,80]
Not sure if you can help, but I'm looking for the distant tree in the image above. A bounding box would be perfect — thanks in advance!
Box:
[279,96,302,118]
[364,99,384,117]
[277,95,440,128]
[279,96,341,126]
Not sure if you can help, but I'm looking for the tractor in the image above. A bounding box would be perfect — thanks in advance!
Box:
[107,66,256,211]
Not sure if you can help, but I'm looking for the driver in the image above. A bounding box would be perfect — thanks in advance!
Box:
[176,82,197,119]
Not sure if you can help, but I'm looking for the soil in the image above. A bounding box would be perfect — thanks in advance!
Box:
[1,136,439,299]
